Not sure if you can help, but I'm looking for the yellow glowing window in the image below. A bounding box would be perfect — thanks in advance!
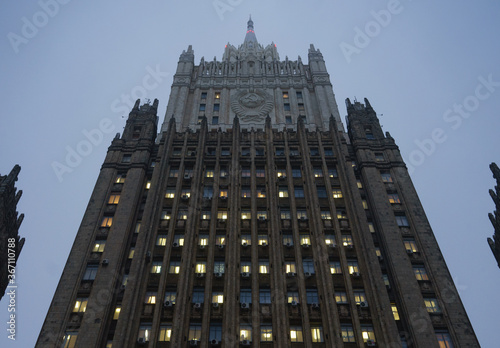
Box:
[241,263,251,273]
[165,190,175,198]
[160,211,171,220]
[290,327,303,342]
[201,211,211,220]
[61,332,78,348]
[404,239,418,253]
[113,307,121,320]
[357,180,363,188]
[241,235,251,245]
[241,188,251,198]
[169,262,180,274]
[258,236,268,245]
[145,181,151,190]
[115,175,126,183]
[128,248,135,259]
[311,327,324,343]
[205,169,214,178]
[177,211,188,220]
[362,327,375,342]
[391,304,400,320]
[199,236,208,246]
[92,241,106,253]
[413,267,429,281]
[348,261,359,274]
[108,194,120,204]
[287,292,299,303]
[300,235,311,245]
[73,298,87,313]
[362,200,368,209]
[325,235,335,246]
[259,261,269,274]
[283,92,289,99]
[135,223,141,233]
[261,326,272,342]
[321,211,332,220]
[181,189,190,198]
[337,210,348,219]
[240,327,252,340]
[212,292,224,304]
[330,262,342,274]
[174,236,184,246]
[313,168,323,177]
[241,211,251,220]
[368,222,375,233]
[216,236,225,245]
[342,325,355,342]
[157,236,167,246]
[101,217,113,227]
[151,263,162,274]
[285,262,296,273]
[195,262,206,274]
[375,248,382,257]
[388,194,401,204]
[278,188,289,198]
[215,92,221,99]
[332,190,343,199]
[425,299,441,313]
[276,170,286,178]
[158,325,172,342]
[354,291,366,304]
[335,292,347,303]
[145,293,156,304]
[219,189,228,197]
[342,235,353,246]
[257,190,266,198]
[217,211,228,220]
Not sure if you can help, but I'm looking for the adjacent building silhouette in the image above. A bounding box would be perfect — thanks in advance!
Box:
[0,164,24,301]
[37,19,479,348]
[488,162,500,268]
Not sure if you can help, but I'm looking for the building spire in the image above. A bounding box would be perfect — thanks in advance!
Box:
[244,15,258,45]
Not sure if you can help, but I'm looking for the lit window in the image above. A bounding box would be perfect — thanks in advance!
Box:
[337,210,348,219]
[157,235,167,246]
[212,292,224,304]
[342,234,353,246]
[83,265,98,281]
[361,325,376,342]
[354,290,366,304]
[287,291,299,303]
[113,306,121,320]
[61,331,78,348]
[297,210,307,220]
[313,168,323,177]
[332,189,343,199]
[108,194,120,204]
[276,169,286,177]
[215,92,220,99]
[215,210,227,220]
[347,260,359,274]
[258,235,268,245]
[201,211,211,220]
[285,262,296,273]
[115,174,126,183]
[381,171,393,183]
[368,222,375,233]
[283,92,289,99]
[158,324,172,342]
[330,261,342,274]
[177,210,188,220]
[241,235,252,246]
[165,189,175,198]
[425,298,441,313]
[215,235,225,246]
[219,189,228,198]
[391,303,400,320]
[278,187,289,198]
[325,234,336,246]
[300,235,311,246]
[335,291,348,304]
[164,291,176,304]
[413,266,429,281]
[404,239,418,253]
[241,167,251,177]
[145,292,157,304]
[362,200,369,209]
[92,240,106,253]
[188,324,202,341]
[195,262,206,274]
[161,210,171,220]
[73,298,87,313]
[311,326,324,342]
[151,262,162,274]
[101,216,113,227]
[388,193,401,204]
[128,247,135,259]
[395,214,409,227]
[241,262,251,273]
[198,235,208,247]
[173,234,184,246]
[181,188,191,198]
[145,181,151,190]
[241,187,251,198]
[290,326,303,342]
[436,331,454,348]
[138,324,152,342]
[382,274,390,287]
[241,210,251,220]
[205,168,214,178]
[259,260,269,274]
[257,188,266,198]
[261,325,273,342]
[328,168,338,178]
[341,324,355,342]
[240,325,252,342]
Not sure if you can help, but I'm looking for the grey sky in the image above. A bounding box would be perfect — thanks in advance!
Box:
[1,1,499,346]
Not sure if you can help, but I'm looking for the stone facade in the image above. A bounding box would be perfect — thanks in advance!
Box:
[36,19,479,348]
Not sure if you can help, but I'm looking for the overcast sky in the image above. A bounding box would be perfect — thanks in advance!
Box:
[1,1,500,347]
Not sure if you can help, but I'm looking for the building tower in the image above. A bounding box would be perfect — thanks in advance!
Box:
[37,19,479,348]
[488,162,500,268]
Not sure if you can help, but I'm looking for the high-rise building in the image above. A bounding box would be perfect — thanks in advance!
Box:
[37,19,479,348]
[487,162,500,268]
[0,164,24,302]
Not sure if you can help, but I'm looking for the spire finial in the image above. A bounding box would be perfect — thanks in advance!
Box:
[244,15,257,44]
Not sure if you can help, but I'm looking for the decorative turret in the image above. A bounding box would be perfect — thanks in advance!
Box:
[244,15,258,45]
